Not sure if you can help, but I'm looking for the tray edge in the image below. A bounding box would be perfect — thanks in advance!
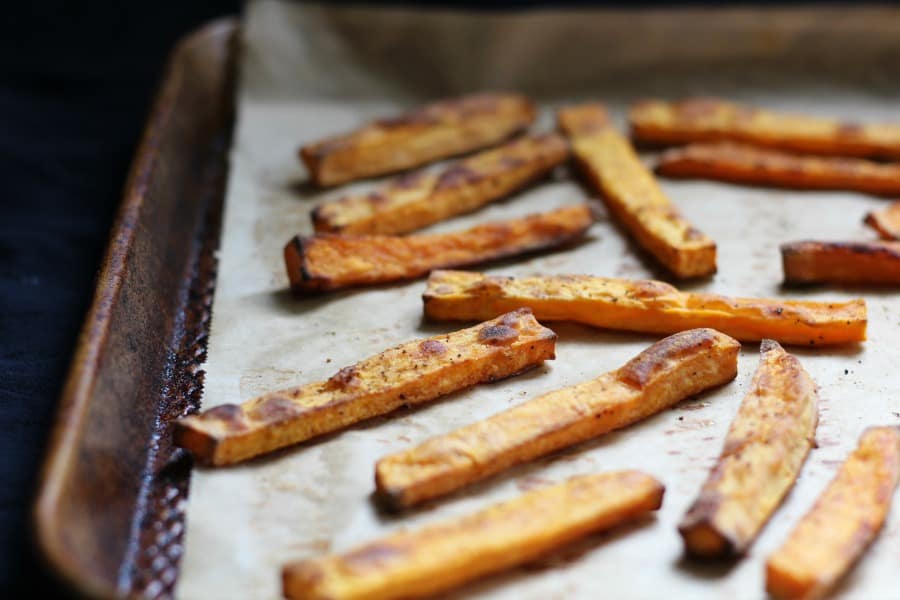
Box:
[31,17,240,600]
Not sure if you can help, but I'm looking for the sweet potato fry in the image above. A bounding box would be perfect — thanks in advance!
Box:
[630,97,900,159]
[173,309,556,466]
[311,133,569,235]
[679,340,818,558]
[782,240,900,285]
[285,205,593,293]
[423,270,867,346]
[766,426,900,600]
[655,142,900,197]
[283,471,663,600]
[558,103,716,279]
[375,329,738,509]
[864,201,900,240]
[300,93,536,186]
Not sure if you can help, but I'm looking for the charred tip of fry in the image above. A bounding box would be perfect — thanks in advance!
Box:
[679,521,738,560]
[172,420,221,466]
[371,480,409,513]
[284,236,329,292]
[310,204,339,234]
[298,145,315,168]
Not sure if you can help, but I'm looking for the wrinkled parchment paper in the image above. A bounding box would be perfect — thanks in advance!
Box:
[178,2,900,598]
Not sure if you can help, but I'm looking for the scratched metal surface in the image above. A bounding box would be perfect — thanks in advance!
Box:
[177,2,900,598]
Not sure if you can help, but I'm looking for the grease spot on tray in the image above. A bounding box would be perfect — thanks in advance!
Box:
[240,367,304,397]
[516,475,555,492]
[665,418,716,434]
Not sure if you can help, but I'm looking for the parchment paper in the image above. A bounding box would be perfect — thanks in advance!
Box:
[177,2,900,598]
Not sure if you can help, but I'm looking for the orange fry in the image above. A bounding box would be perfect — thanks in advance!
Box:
[678,340,818,558]
[311,133,569,235]
[766,426,900,600]
[558,103,716,279]
[174,309,556,465]
[782,240,900,285]
[376,329,739,509]
[300,93,535,186]
[283,471,664,600]
[285,205,593,293]
[656,142,900,197]
[423,270,866,346]
[630,97,900,159]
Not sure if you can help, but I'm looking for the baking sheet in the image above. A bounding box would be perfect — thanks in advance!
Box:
[177,2,900,598]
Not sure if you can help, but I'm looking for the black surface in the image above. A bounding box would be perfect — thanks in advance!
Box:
[0,3,239,595]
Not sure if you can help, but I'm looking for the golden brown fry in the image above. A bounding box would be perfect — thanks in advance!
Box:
[375,329,738,509]
[423,270,866,346]
[285,205,593,293]
[782,240,900,285]
[300,93,536,187]
[766,426,900,600]
[630,97,900,159]
[283,471,664,600]
[173,309,556,466]
[656,142,900,197]
[311,133,569,235]
[558,103,716,279]
[864,201,900,240]
[679,340,818,558]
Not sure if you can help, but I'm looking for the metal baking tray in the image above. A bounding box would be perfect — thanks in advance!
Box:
[33,18,237,599]
[35,3,900,599]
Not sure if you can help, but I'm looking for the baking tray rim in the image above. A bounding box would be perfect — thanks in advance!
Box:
[31,16,240,600]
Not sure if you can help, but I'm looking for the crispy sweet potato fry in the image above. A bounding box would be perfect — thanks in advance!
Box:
[558,103,716,279]
[311,133,569,235]
[766,426,900,600]
[375,329,738,509]
[283,471,663,600]
[630,97,900,159]
[285,205,593,293]
[679,340,818,558]
[655,142,900,196]
[423,270,867,346]
[864,201,900,240]
[300,93,536,187]
[173,309,556,466]
[782,240,900,285]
